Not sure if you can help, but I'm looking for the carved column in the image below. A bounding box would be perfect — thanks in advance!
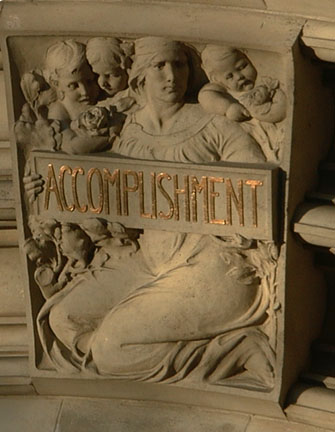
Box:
[0,48,32,394]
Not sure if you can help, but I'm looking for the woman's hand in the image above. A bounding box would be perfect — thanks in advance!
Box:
[23,172,44,204]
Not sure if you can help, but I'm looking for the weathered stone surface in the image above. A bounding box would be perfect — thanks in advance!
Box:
[247,416,332,432]
[0,72,9,141]
[56,398,251,432]
[10,32,285,399]
[0,247,25,315]
[0,0,334,423]
[0,398,61,432]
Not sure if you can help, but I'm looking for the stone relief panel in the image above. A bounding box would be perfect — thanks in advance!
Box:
[9,35,288,393]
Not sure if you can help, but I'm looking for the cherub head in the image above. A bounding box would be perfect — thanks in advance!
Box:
[43,40,99,109]
[201,45,257,92]
[86,37,132,97]
[60,223,94,266]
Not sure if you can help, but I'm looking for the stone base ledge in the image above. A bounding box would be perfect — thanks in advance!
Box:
[286,383,335,431]
[0,392,333,432]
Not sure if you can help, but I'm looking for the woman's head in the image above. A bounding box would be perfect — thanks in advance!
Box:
[129,37,199,104]
[86,37,132,96]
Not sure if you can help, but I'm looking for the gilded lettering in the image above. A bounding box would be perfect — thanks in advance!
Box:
[245,179,263,227]
[209,176,226,225]
[103,168,121,216]
[157,173,174,220]
[44,164,63,211]
[190,176,209,223]
[139,171,157,219]
[226,178,244,226]
[87,168,103,214]
[59,165,75,212]
[122,170,139,216]
[72,167,88,213]
[173,175,190,221]
[151,172,157,220]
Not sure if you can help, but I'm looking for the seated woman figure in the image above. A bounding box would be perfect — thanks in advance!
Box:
[35,37,275,390]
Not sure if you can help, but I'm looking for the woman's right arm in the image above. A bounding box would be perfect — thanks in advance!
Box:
[214,116,266,163]
[23,172,44,203]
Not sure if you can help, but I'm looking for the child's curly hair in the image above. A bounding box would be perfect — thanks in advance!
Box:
[86,37,133,72]
[43,40,88,87]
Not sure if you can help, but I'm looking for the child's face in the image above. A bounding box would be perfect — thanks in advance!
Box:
[92,61,128,96]
[60,227,91,262]
[56,64,99,106]
[214,52,257,92]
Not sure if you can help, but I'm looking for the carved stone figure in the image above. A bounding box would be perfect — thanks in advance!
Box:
[86,37,136,114]
[15,39,128,156]
[199,45,287,162]
[113,38,265,163]
[18,36,280,392]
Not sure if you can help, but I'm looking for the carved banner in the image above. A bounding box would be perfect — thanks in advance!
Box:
[33,151,277,240]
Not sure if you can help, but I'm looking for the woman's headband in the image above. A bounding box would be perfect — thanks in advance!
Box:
[134,37,184,57]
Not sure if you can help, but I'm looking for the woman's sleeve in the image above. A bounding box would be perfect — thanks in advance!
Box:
[212,116,266,163]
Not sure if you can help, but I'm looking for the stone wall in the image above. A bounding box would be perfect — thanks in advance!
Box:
[0,48,33,395]
[1,1,335,430]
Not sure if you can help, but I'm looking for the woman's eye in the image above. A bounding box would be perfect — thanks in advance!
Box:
[225,73,233,80]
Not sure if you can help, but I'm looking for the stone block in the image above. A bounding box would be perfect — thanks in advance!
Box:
[56,398,251,432]
[0,397,61,432]
[0,142,11,171]
[247,416,332,432]
[0,247,25,315]
[0,71,9,141]
[0,0,333,419]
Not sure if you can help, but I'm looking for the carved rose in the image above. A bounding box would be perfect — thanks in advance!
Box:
[240,85,272,108]
[24,238,43,262]
[73,106,109,136]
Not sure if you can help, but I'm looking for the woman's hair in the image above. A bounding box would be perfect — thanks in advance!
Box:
[86,37,133,71]
[43,40,88,87]
[128,36,204,103]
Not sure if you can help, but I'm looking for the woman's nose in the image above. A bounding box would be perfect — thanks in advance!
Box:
[164,63,176,82]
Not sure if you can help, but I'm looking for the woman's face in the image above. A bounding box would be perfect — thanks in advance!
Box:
[144,48,189,104]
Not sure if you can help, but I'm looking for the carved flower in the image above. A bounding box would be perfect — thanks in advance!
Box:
[73,106,109,136]
[24,238,43,262]
[240,85,271,108]
[28,217,60,248]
